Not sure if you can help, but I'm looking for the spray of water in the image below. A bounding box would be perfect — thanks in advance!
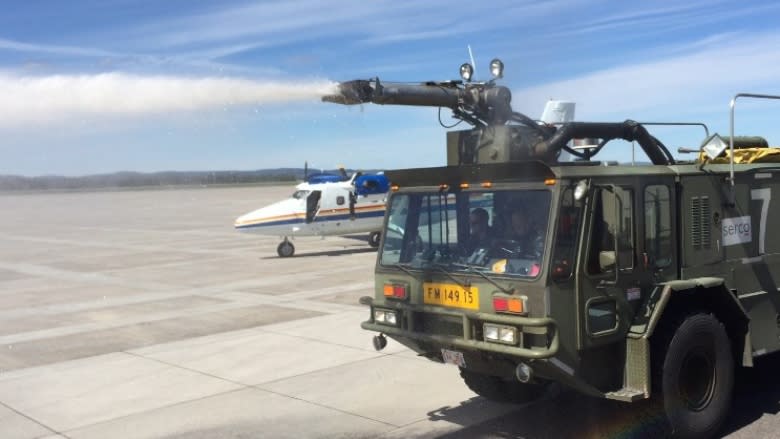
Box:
[0,72,338,126]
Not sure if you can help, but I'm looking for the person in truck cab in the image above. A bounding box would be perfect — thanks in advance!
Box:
[464,208,493,255]
[462,207,493,264]
[504,205,544,259]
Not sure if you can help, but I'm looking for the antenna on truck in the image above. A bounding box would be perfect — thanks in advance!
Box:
[468,45,477,81]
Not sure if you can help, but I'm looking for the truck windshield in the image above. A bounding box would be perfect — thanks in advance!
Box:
[381,189,551,277]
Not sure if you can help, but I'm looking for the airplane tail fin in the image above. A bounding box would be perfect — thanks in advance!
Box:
[539,100,575,125]
[539,100,575,161]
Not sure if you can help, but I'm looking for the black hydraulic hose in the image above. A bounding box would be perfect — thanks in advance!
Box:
[538,120,674,165]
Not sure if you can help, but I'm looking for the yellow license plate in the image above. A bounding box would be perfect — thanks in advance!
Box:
[423,283,479,310]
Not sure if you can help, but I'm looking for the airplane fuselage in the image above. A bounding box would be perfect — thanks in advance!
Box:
[234,180,386,238]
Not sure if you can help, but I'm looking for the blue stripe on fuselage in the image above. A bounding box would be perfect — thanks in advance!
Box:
[235,209,385,230]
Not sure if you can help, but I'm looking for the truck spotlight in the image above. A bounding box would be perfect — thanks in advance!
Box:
[515,362,533,383]
[574,179,589,201]
[460,63,474,82]
[490,58,504,79]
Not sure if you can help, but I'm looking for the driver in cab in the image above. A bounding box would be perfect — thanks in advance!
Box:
[504,205,544,259]
[463,208,493,261]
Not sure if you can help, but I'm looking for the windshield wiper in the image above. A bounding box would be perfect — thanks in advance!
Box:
[393,263,416,276]
[451,262,513,294]
[393,262,469,290]
[430,262,467,289]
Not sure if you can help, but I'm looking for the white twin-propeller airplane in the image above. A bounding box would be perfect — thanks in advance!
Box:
[234,168,388,257]
[234,100,575,257]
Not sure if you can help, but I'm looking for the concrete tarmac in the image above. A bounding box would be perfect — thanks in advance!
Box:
[0,185,778,439]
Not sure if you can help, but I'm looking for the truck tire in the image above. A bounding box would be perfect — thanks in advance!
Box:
[654,312,734,439]
[459,368,545,404]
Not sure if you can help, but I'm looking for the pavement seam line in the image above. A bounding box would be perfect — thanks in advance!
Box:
[123,350,251,389]
[250,353,397,387]
[130,348,399,428]
[58,387,250,436]
[257,327,403,354]
[249,385,400,429]
[0,399,63,438]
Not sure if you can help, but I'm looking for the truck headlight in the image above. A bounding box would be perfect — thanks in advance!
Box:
[484,324,499,341]
[374,309,398,326]
[499,327,517,344]
[483,323,517,345]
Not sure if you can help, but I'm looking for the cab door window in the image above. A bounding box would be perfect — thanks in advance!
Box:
[587,187,634,274]
[551,187,582,279]
[644,185,672,269]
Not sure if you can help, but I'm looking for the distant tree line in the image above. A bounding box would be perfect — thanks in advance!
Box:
[0,169,314,191]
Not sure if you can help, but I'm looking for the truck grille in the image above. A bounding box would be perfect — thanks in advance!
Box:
[414,313,464,338]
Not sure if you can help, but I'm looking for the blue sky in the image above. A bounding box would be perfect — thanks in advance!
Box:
[2,0,780,176]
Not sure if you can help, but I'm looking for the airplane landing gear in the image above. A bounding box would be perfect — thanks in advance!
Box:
[277,238,295,257]
[368,231,381,248]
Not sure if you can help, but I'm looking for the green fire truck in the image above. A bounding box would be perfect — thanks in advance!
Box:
[323,59,780,438]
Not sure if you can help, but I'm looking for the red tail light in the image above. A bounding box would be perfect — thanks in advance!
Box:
[493,297,508,311]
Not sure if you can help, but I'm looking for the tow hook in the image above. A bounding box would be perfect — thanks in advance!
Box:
[373,333,387,351]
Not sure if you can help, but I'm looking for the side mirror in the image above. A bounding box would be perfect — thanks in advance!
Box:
[599,251,616,271]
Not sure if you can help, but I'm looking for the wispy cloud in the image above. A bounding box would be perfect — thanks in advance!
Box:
[550,1,780,41]
[0,72,336,126]
[126,0,581,53]
[514,31,780,122]
[0,38,118,58]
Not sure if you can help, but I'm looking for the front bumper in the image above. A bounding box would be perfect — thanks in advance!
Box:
[362,299,559,359]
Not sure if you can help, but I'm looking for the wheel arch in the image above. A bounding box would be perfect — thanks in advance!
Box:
[644,278,752,367]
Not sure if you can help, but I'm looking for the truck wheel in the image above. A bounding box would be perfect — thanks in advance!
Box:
[655,313,734,439]
[368,231,381,248]
[459,368,545,404]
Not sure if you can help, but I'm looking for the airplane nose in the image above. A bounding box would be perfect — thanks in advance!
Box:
[234,212,253,228]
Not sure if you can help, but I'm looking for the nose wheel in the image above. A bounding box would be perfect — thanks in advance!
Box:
[368,231,381,248]
[277,239,295,257]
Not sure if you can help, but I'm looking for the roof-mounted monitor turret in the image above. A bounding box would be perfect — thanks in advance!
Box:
[322,59,676,166]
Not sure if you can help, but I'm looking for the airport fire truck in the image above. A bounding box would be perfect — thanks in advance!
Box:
[323,59,780,438]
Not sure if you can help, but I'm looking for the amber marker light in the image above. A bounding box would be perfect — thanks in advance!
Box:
[390,185,400,192]
[508,298,524,313]
[544,178,557,186]
[480,181,493,188]
[459,183,470,189]
[439,184,449,191]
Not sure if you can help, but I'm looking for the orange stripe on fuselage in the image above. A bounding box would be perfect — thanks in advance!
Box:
[236,203,384,226]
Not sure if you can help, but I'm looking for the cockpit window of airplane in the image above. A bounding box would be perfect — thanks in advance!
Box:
[292,190,310,199]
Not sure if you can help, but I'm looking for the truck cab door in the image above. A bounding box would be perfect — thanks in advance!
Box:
[577,183,648,350]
